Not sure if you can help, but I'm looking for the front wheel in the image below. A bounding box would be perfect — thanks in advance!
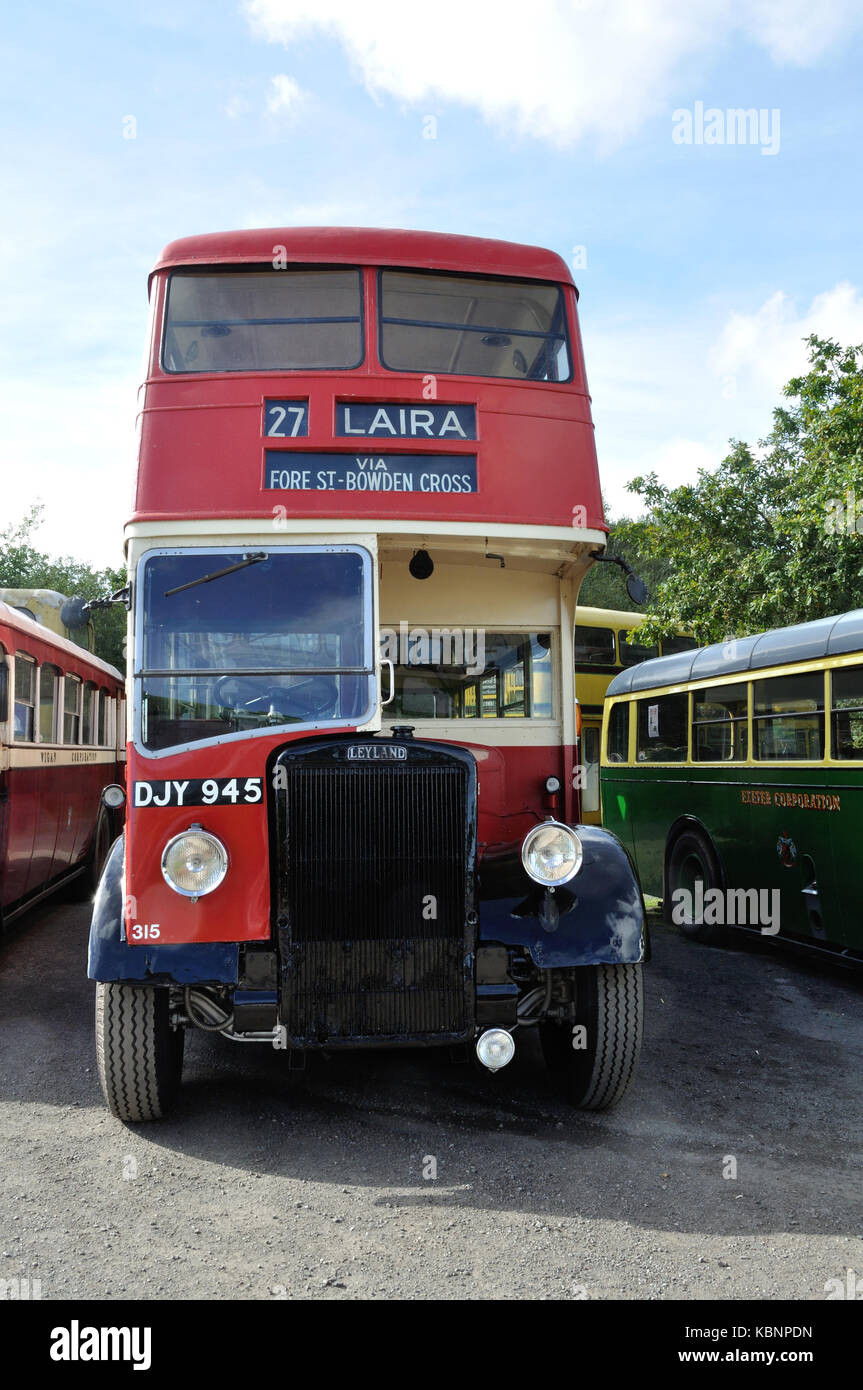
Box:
[95,983,184,1122]
[540,963,643,1110]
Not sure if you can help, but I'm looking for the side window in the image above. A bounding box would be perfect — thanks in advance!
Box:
[0,645,7,729]
[39,664,61,742]
[754,673,824,760]
[97,688,108,745]
[831,666,863,759]
[64,674,82,744]
[581,725,600,814]
[387,631,553,720]
[693,684,748,762]
[619,631,659,667]
[605,701,630,763]
[82,681,97,744]
[574,625,615,666]
[14,654,36,742]
[636,692,688,762]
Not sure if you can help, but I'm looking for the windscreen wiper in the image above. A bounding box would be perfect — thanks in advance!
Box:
[164,552,268,597]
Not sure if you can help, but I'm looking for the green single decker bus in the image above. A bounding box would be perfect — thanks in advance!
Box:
[600,610,863,961]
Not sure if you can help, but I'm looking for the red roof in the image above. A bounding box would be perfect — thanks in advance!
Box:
[0,601,123,680]
[151,227,575,287]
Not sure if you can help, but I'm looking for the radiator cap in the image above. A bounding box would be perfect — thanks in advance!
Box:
[390,725,415,739]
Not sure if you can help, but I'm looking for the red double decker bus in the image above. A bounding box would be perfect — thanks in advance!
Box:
[89,227,647,1121]
[1,600,124,923]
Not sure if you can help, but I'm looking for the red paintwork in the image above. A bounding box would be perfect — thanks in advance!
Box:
[0,603,124,913]
[151,227,576,284]
[125,731,567,945]
[127,228,604,945]
[134,230,604,532]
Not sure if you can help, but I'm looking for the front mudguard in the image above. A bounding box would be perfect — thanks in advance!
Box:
[478,824,649,968]
[87,834,239,985]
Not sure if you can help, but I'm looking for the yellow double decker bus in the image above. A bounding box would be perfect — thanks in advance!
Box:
[575,607,697,823]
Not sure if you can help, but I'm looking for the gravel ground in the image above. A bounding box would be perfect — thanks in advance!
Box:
[1,896,861,1301]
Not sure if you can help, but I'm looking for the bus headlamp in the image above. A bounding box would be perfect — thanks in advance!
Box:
[161,828,228,898]
[521,821,583,886]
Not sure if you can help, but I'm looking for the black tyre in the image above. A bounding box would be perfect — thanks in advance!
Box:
[69,810,113,902]
[95,983,184,1122]
[540,963,643,1110]
[665,828,725,943]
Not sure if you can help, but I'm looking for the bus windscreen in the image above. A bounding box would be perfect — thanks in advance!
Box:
[138,548,373,750]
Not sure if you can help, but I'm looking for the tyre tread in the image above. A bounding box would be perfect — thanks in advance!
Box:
[95,983,178,1123]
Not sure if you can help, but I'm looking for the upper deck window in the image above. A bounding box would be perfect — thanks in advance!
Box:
[162,268,363,373]
[379,271,571,381]
[574,625,615,665]
[619,631,659,667]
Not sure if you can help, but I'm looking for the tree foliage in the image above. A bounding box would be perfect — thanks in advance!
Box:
[0,505,125,669]
[607,335,863,644]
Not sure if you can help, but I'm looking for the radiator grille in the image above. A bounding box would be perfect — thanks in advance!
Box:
[276,752,473,1043]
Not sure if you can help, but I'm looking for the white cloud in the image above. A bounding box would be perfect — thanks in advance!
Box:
[226,93,252,119]
[710,282,863,397]
[742,0,858,63]
[242,0,863,148]
[266,73,306,115]
[588,282,863,519]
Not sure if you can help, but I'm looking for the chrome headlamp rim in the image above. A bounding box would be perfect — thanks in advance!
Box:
[521,819,583,887]
[161,827,228,899]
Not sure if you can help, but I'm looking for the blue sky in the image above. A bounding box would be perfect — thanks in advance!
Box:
[2,0,862,567]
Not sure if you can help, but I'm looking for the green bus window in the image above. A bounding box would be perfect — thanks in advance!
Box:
[831,666,863,759]
[693,685,748,762]
[636,693,688,762]
[606,702,629,763]
[574,625,615,665]
[619,631,659,667]
[753,672,824,760]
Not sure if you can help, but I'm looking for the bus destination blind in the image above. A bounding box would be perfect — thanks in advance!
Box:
[264,452,477,493]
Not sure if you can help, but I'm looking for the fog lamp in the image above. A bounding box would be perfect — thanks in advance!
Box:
[476,1028,515,1072]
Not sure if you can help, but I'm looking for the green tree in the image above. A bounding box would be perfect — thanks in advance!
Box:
[617,335,863,645]
[0,505,126,669]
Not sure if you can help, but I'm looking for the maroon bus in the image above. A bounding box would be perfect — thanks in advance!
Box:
[1,601,124,924]
[89,227,648,1122]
